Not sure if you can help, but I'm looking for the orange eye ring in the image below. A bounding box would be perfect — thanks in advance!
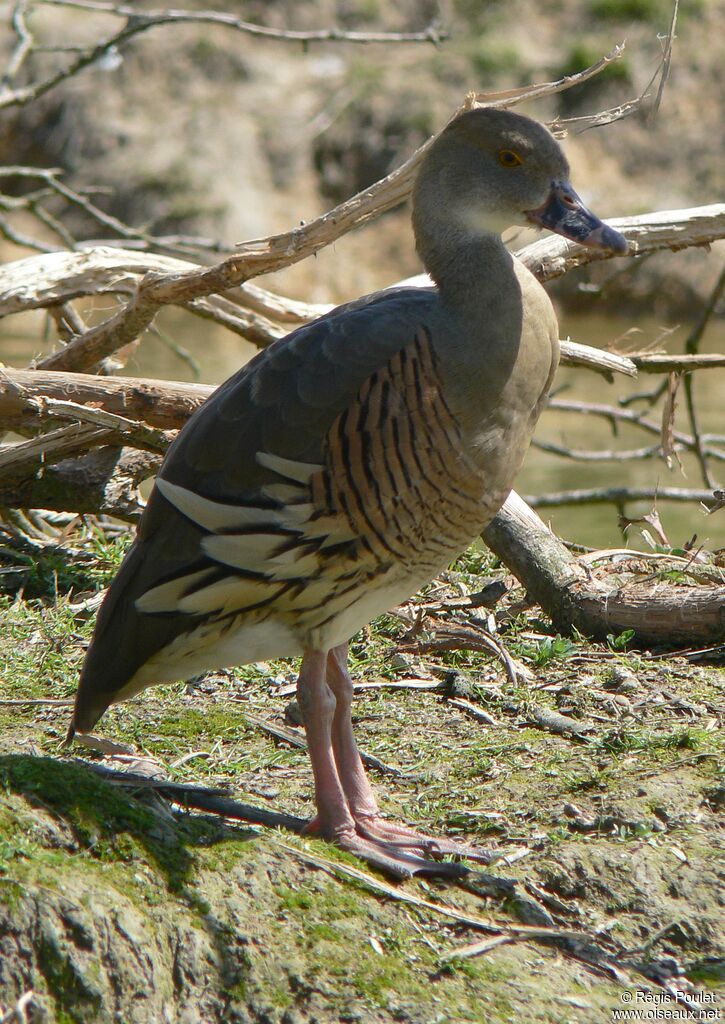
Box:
[498,149,523,168]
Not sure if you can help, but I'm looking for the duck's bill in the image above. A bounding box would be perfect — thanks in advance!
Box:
[526,181,628,255]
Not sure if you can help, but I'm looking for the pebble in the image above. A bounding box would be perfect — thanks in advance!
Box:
[604,665,640,693]
[284,700,303,726]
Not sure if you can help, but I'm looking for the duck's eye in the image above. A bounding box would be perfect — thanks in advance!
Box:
[497,149,523,168]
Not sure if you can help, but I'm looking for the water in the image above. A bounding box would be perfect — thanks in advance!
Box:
[3,305,723,551]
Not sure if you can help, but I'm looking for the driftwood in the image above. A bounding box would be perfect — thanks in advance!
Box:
[483,492,725,647]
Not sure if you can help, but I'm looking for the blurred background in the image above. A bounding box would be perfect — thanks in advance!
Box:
[0,0,722,548]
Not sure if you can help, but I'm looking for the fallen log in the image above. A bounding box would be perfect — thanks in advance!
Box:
[483,491,725,647]
[0,447,159,520]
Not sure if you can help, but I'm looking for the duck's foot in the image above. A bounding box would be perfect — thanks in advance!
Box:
[305,818,470,879]
[353,814,496,866]
[305,815,489,878]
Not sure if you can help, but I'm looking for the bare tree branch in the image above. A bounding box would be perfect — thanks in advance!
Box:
[0,445,158,519]
[518,204,725,281]
[0,167,230,259]
[0,1,447,110]
[0,367,210,430]
[533,440,663,463]
[39,0,447,45]
[630,353,725,373]
[681,264,725,488]
[647,0,679,125]
[2,0,33,86]
[0,203,714,373]
[525,486,717,509]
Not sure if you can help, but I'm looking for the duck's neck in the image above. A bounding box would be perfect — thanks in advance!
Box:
[414,215,517,314]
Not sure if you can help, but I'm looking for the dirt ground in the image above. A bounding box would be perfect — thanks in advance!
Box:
[0,536,722,1023]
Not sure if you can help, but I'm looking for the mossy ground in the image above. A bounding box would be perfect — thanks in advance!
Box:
[0,523,723,1022]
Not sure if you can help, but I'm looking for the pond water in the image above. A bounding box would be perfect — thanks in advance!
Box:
[2,304,723,552]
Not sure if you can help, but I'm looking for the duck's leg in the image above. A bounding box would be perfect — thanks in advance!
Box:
[325,644,493,866]
[297,649,463,878]
[296,650,355,842]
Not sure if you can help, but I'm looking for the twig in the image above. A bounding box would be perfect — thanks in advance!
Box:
[2,0,33,85]
[31,396,174,454]
[0,1,446,110]
[446,698,501,727]
[547,397,725,461]
[660,372,681,470]
[526,705,594,740]
[229,704,403,777]
[0,989,34,1024]
[0,422,116,474]
[0,698,73,706]
[631,353,725,373]
[78,760,307,832]
[405,622,522,686]
[39,0,447,46]
[647,0,679,125]
[526,486,718,509]
[272,837,597,944]
[532,440,664,463]
[559,340,636,379]
[445,935,515,960]
[682,265,725,487]
[0,214,52,253]
[275,678,443,698]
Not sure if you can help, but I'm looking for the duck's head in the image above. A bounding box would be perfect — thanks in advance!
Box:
[413,107,627,255]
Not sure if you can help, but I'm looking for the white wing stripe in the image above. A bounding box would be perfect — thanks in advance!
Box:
[202,532,293,569]
[135,568,215,613]
[256,451,323,483]
[157,477,278,532]
[178,576,283,615]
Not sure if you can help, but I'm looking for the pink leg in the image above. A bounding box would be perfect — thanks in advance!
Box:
[325,644,380,822]
[297,648,467,878]
[296,650,356,842]
[325,644,494,866]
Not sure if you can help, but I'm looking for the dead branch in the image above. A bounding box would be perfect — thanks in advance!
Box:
[6,63,689,371]
[558,340,636,379]
[519,204,725,281]
[547,397,724,457]
[0,368,211,428]
[0,167,239,260]
[525,486,718,509]
[0,446,158,519]
[533,440,663,462]
[483,492,725,646]
[681,265,725,488]
[40,0,447,46]
[0,368,210,430]
[0,422,116,473]
[631,353,725,373]
[0,204,721,372]
[1,0,445,111]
